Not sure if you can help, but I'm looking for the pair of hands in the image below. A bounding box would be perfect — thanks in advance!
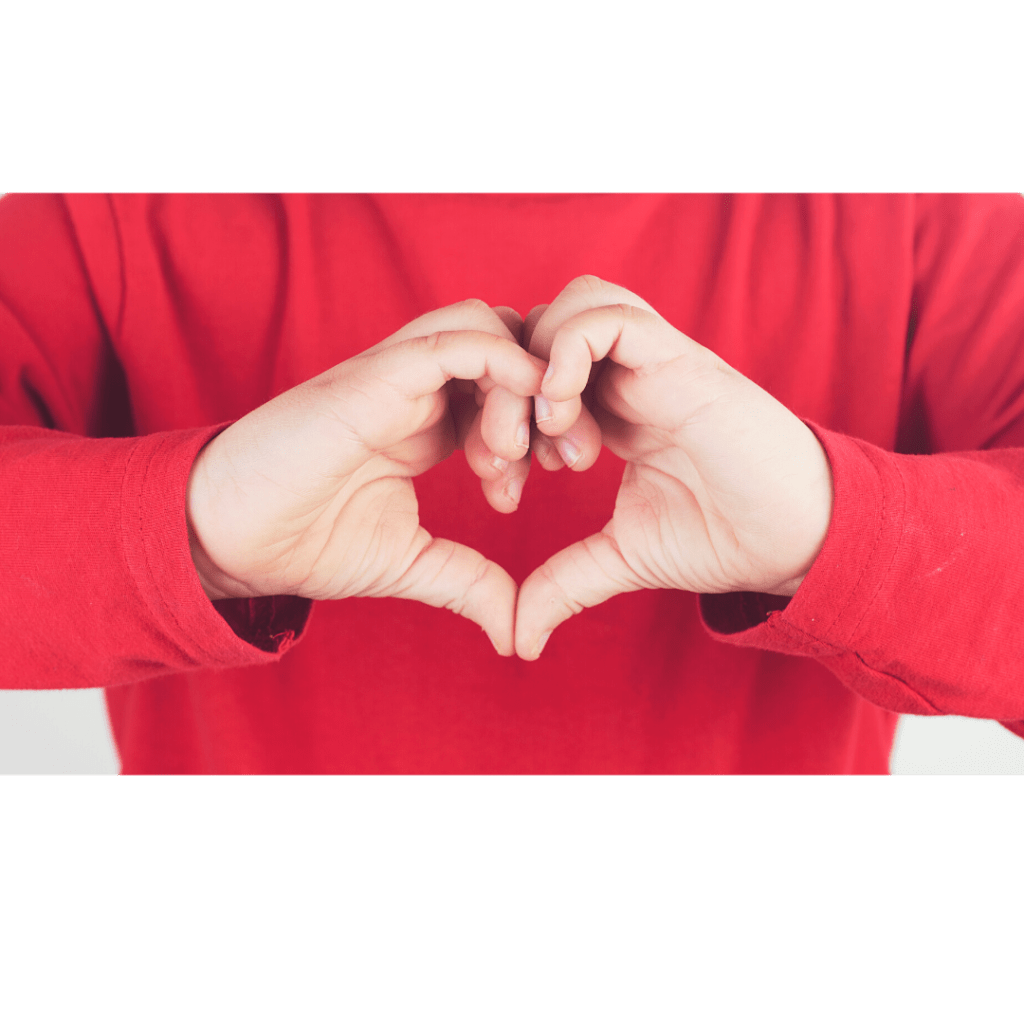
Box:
[186,276,834,660]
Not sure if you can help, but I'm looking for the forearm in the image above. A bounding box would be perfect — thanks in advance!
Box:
[701,424,1024,724]
[0,425,309,689]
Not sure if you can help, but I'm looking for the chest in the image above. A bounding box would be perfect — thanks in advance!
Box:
[118,193,915,448]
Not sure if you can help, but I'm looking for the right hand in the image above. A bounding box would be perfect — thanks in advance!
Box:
[185,300,547,655]
[513,276,835,659]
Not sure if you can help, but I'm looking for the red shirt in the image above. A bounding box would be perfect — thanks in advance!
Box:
[2,193,1024,773]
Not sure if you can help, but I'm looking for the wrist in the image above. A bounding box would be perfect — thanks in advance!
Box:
[766,574,806,598]
[186,516,237,601]
[186,437,253,601]
[766,425,835,597]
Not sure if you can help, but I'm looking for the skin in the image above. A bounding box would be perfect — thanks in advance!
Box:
[187,278,834,664]
[510,276,835,661]
[186,299,544,656]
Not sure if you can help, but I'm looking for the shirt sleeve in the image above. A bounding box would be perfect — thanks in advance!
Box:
[700,194,1024,740]
[0,193,312,689]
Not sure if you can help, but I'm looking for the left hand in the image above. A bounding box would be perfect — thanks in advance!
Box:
[513,276,835,660]
[186,299,546,656]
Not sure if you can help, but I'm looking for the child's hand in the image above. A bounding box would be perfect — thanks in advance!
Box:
[186,299,546,656]
[457,305,537,514]
[515,276,835,660]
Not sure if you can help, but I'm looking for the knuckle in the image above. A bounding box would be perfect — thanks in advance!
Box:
[456,297,494,320]
[569,274,607,296]
[537,562,583,616]
[451,556,492,616]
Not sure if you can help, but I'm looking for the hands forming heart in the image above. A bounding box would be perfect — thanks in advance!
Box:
[186,276,835,661]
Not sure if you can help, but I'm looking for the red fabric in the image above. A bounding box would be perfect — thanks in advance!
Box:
[2,193,1023,773]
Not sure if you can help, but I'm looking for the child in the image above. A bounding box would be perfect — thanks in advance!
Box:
[2,193,1023,772]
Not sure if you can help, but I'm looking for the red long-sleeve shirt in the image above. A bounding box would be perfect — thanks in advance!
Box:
[2,193,1023,773]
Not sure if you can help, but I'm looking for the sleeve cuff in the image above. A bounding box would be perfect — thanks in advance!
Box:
[698,421,942,716]
[121,423,313,667]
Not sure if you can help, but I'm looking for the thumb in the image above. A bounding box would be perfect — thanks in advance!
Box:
[389,531,518,655]
[514,529,644,660]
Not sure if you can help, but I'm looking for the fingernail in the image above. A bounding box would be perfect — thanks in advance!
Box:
[556,435,581,468]
[491,455,509,474]
[515,422,529,450]
[542,363,555,385]
[535,396,552,423]
[503,476,522,505]
[534,630,552,658]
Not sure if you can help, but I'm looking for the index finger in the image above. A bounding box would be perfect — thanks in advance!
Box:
[540,304,690,403]
[528,275,659,361]
[372,330,548,400]
[377,297,521,351]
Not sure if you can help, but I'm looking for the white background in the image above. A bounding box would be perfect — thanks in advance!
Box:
[2,687,1023,773]
[3,171,1022,774]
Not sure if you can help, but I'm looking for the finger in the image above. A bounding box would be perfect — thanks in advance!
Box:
[482,385,532,461]
[527,276,658,362]
[449,388,480,448]
[464,407,531,511]
[543,305,690,402]
[480,453,530,513]
[372,331,547,400]
[536,401,603,472]
[530,423,565,472]
[514,530,645,660]
[481,308,532,467]
[523,303,549,350]
[393,532,518,655]
[378,297,520,351]
[492,305,525,346]
[533,392,583,438]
